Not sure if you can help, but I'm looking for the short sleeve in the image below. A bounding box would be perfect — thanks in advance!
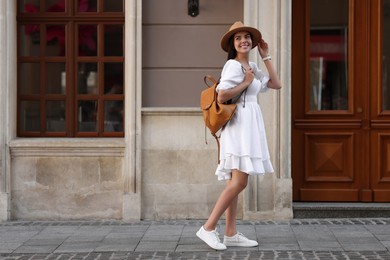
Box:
[216,60,244,92]
[251,62,270,93]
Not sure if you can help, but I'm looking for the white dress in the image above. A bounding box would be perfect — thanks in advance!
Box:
[215,59,274,180]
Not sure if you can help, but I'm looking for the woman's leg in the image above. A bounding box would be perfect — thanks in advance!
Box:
[225,192,238,237]
[203,170,248,231]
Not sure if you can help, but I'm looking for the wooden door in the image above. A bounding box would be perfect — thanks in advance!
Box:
[292,0,390,202]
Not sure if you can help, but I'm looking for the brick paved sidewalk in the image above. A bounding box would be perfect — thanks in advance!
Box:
[0,219,390,259]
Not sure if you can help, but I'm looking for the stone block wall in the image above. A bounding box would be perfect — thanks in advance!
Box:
[141,113,239,220]
[10,143,125,220]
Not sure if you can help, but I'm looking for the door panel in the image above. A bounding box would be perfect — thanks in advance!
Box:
[304,133,354,183]
[372,133,390,195]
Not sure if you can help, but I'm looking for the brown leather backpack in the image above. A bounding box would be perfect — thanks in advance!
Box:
[200,75,237,162]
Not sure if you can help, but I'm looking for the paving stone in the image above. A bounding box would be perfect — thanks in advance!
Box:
[292,225,336,241]
[143,224,184,237]
[0,232,40,243]
[257,242,300,251]
[176,244,214,252]
[381,241,390,248]
[135,241,177,252]
[110,225,149,237]
[340,242,387,251]
[54,242,100,253]
[256,225,295,241]
[22,238,66,246]
[64,235,105,243]
[298,241,343,251]
[0,243,21,254]
[39,226,79,234]
[329,225,373,238]
[13,244,60,254]
[94,242,137,252]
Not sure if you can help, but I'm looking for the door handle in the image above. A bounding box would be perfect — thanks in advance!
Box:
[356,107,363,113]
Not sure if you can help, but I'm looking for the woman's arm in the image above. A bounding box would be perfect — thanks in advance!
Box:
[257,40,282,90]
[217,68,254,103]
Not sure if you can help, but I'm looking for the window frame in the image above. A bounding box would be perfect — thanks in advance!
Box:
[17,0,125,137]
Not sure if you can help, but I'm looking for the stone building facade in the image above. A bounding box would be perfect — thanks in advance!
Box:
[0,0,292,221]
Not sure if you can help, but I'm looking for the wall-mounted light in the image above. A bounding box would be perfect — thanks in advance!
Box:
[188,0,199,17]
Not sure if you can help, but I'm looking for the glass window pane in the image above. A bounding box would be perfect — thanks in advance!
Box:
[78,25,97,56]
[46,63,66,94]
[104,25,123,56]
[309,0,349,111]
[20,63,40,94]
[78,63,98,94]
[20,0,40,13]
[103,0,123,12]
[46,25,65,56]
[45,0,65,12]
[78,0,97,12]
[78,100,97,132]
[46,101,66,132]
[383,0,390,110]
[104,100,123,132]
[20,24,40,56]
[20,101,40,131]
[104,63,123,94]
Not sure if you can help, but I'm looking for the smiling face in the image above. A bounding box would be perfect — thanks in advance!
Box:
[233,31,252,54]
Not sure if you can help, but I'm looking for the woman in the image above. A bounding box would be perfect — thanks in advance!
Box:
[196,21,282,250]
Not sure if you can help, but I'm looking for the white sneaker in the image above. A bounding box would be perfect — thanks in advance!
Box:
[223,232,258,247]
[196,226,227,250]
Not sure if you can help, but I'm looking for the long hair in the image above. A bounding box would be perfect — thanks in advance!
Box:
[226,32,254,60]
[227,36,237,60]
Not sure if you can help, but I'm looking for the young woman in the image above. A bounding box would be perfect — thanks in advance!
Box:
[196,21,282,250]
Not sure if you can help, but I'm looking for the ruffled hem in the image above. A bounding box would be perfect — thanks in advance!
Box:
[215,155,274,181]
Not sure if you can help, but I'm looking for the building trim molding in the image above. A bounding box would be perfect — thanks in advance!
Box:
[122,0,142,220]
[243,0,293,220]
[9,138,125,157]
[0,0,17,222]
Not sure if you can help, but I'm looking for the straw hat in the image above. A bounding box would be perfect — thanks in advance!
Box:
[220,21,262,52]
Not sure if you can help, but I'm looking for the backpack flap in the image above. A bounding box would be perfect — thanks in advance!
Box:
[200,75,218,110]
[200,86,216,110]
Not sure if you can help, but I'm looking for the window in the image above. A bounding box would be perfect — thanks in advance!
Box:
[17,0,124,137]
[383,0,390,110]
[309,0,349,111]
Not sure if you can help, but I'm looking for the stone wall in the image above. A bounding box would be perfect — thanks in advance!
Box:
[11,156,124,220]
[9,139,126,220]
[141,113,236,219]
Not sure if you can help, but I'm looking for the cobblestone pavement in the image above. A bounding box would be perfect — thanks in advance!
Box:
[2,251,390,260]
[0,219,390,259]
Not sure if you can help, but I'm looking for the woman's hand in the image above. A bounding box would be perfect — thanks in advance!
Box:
[257,38,282,89]
[257,39,269,58]
[217,68,254,103]
[243,67,254,86]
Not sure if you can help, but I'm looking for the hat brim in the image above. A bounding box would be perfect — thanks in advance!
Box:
[220,26,262,52]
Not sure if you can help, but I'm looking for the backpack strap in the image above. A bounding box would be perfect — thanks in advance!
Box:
[212,133,221,164]
[204,75,218,86]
